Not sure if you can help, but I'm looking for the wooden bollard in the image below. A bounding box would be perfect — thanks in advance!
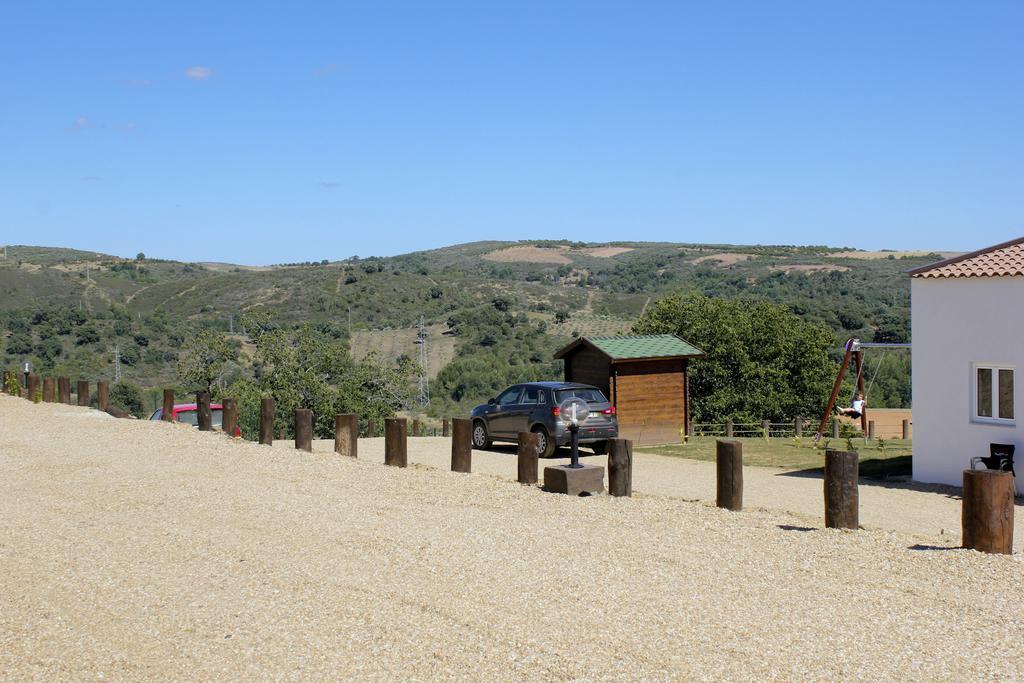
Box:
[162,389,174,421]
[58,377,71,404]
[794,417,803,437]
[442,418,450,437]
[716,439,743,511]
[902,419,910,440]
[294,408,313,452]
[608,438,633,497]
[366,419,376,438]
[412,418,421,437]
[27,374,40,401]
[831,419,840,439]
[867,420,876,440]
[259,396,275,445]
[824,450,859,530]
[42,377,55,403]
[451,418,472,473]
[962,469,1014,554]
[222,398,238,437]
[76,380,90,406]
[384,418,407,467]
[761,419,770,438]
[335,413,358,457]
[517,432,539,485]
[724,419,733,438]
[97,380,109,411]
[196,391,212,431]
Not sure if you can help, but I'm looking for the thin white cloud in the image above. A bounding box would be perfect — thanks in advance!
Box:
[112,122,138,133]
[184,66,214,80]
[67,116,91,132]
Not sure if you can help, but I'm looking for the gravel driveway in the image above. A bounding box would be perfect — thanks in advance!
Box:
[2,396,1023,680]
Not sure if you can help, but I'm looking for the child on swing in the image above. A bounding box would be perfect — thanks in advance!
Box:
[836,392,866,419]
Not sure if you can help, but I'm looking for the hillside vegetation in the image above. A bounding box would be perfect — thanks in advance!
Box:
[0,240,932,418]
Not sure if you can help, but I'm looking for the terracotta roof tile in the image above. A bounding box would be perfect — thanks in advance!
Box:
[910,237,1024,278]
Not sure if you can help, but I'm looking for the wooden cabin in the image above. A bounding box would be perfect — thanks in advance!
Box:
[554,335,705,446]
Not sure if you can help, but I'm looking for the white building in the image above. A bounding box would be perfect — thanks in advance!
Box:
[911,237,1023,494]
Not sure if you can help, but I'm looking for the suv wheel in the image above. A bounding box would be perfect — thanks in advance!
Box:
[472,420,492,449]
[533,426,557,458]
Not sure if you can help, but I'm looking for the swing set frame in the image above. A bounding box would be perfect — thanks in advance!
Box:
[813,338,911,442]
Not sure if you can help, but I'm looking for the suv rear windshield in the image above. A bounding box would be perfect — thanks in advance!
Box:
[555,388,607,404]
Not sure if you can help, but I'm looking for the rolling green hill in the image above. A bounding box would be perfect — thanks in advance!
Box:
[0,240,937,415]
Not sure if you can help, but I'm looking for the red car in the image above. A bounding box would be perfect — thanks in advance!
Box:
[149,403,242,437]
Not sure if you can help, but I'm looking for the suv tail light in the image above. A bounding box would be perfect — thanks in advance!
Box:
[551,406,561,417]
[602,406,616,415]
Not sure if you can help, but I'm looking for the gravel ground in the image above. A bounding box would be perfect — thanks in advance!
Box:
[2,395,1023,680]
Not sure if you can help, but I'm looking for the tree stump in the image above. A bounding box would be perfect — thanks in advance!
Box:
[962,469,1014,554]
[196,391,213,431]
[716,439,743,511]
[294,408,313,452]
[97,380,109,411]
[824,450,859,529]
[259,396,275,445]
[384,418,407,467]
[608,438,633,497]
[517,432,539,485]
[222,398,238,437]
[335,413,358,457]
[77,380,90,407]
[450,418,472,473]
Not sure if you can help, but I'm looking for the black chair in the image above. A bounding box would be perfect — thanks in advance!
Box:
[971,443,1015,476]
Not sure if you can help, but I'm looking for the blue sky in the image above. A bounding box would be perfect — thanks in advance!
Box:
[1,2,1021,264]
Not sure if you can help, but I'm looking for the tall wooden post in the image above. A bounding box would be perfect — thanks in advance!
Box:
[442,418,450,438]
[97,380,109,411]
[794,417,803,438]
[366,419,376,438]
[901,419,910,440]
[867,420,876,440]
[222,398,238,437]
[384,418,407,467]
[259,396,275,445]
[335,413,358,457]
[451,418,471,473]
[294,409,313,451]
[608,438,633,497]
[716,440,743,511]
[196,391,212,431]
[517,432,539,485]
[27,374,40,401]
[58,377,71,404]
[761,419,770,438]
[824,450,859,530]
[831,418,840,439]
[412,418,421,437]
[42,377,55,403]
[162,389,175,421]
[724,419,733,438]
[962,469,1014,554]
[77,380,90,406]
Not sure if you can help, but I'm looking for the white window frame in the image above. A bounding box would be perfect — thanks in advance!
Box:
[971,363,1015,425]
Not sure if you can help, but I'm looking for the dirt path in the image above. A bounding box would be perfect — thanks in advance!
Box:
[2,396,1023,680]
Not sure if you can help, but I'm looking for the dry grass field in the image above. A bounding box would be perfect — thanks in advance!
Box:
[2,396,1023,680]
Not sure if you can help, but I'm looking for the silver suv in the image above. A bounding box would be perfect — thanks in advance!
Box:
[469,382,618,457]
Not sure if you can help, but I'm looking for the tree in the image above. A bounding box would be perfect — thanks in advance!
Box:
[177,330,236,393]
[136,252,145,261]
[554,310,570,324]
[632,294,837,423]
[110,382,145,418]
[76,324,100,346]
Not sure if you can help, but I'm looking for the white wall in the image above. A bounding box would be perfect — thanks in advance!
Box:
[912,276,1024,494]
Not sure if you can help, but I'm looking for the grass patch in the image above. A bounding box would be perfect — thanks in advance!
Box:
[638,436,912,478]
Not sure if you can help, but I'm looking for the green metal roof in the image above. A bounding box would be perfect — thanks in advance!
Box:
[555,334,705,361]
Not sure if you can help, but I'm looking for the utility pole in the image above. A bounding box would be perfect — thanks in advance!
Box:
[414,316,429,406]
[348,306,352,336]
[229,315,234,335]
[114,345,121,383]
